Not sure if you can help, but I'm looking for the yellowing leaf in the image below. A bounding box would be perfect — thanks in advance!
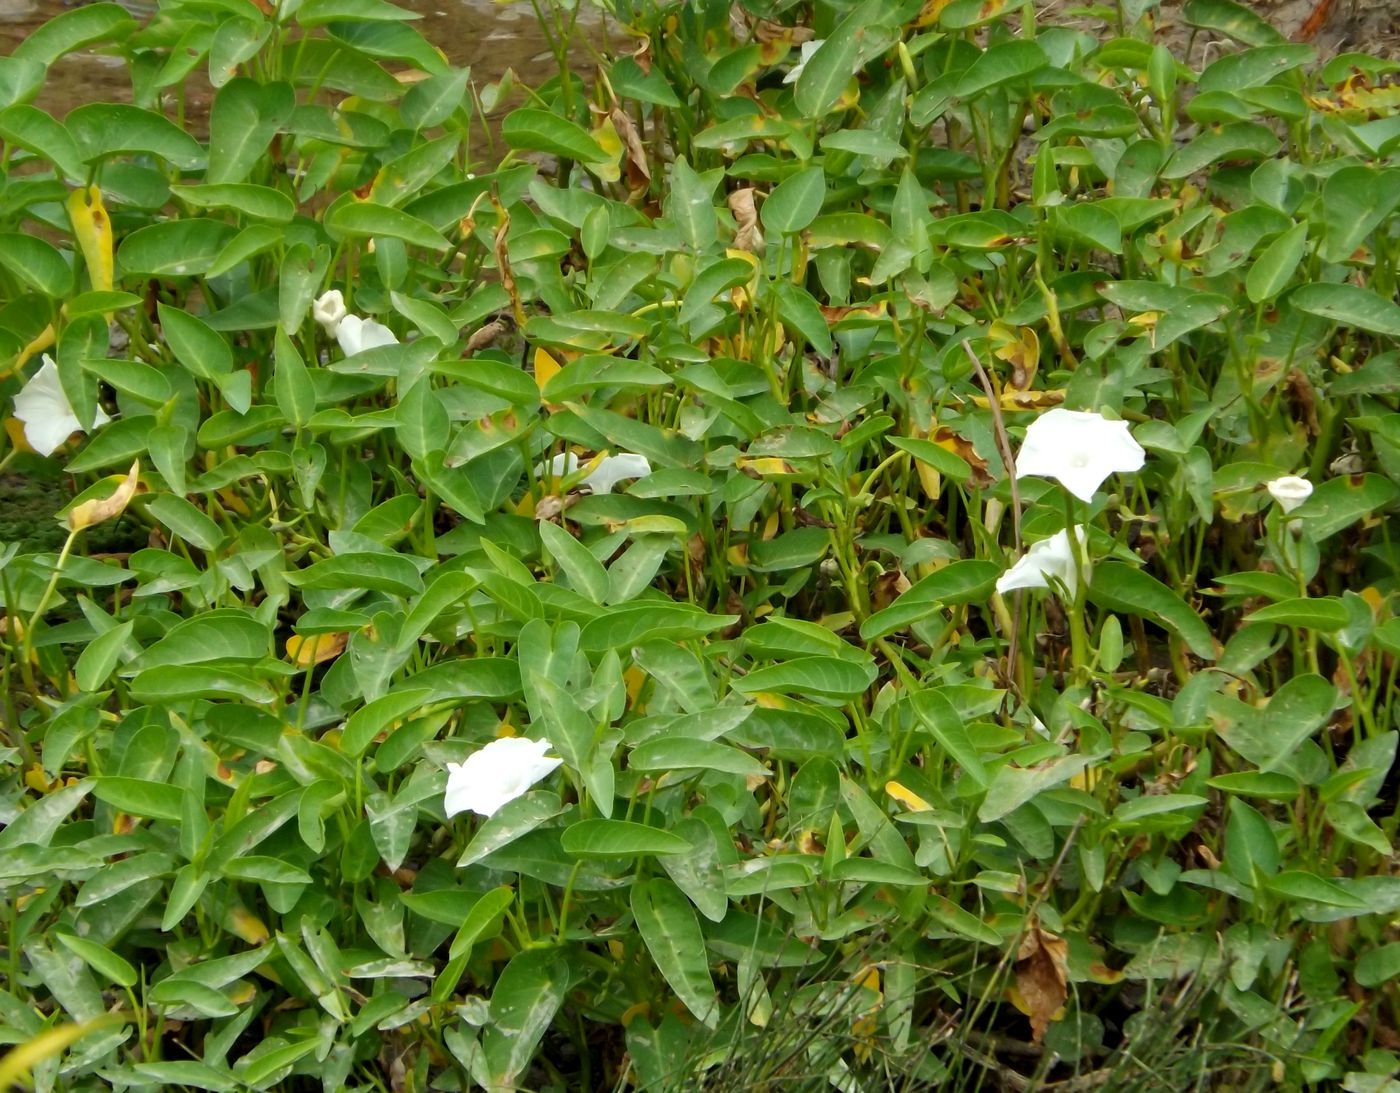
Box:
[12,323,56,373]
[885,780,932,812]
[66,186,114,293]
[587,114,625,183]
[0,1014,127,1089]
[4,418,34,453]
[67,461,141,532]
[990,320,1041,390]
[226,906,270,945]
[737,456,797,478]
[286,632,348,667]
[533,347,562,392]
[914,459,941,502]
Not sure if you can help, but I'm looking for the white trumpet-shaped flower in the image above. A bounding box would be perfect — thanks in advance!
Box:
[996,526,1090,599]
[1266,475,1313,514]
[336,314,398,357]
[538,451,653,495]
[13,355,111,457]
[1014,408,1146,503]
[783,39,824,84]
[444,737,562,819]
[313,290,348,337]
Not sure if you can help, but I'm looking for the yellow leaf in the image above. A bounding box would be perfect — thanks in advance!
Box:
[914,459,941,502]
[66,185,114,293]
[885,780,932,812]
[67,460,141,532]
[286,632,348,667]
[914,0,955,25]
[226,906,270,945]
[533,347,562,392]
[624,666,647,708]
[587,114,624,184]
[736,456,797,478]
[11,323,56,374]
[494,719,517,738]
[0,1014,128,1089]
[990,320,1041,390]
[4,418,34,454]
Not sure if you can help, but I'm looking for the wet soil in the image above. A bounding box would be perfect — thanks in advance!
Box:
[0,0,605,130]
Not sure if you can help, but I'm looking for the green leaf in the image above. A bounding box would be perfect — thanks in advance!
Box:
[396,379,449,461]
[173,183,296,223]
[129,666,276,705]
[794,15,860,118]
[1291,283,1400,337]
[67,103,205,169]
[342,688,433,757]
[327,201,451,250]
[0,57,44,108]
[403,66,470,130]
[1267,870,1368,908]
[829,857,926,886]
[1356,943,1400,989]
[560,819,691,858]
[285,552,425,597]
[629,738,769,778]
[910,689,987,788]
[501,107,604,162]
[1294,473,1399,540]
[54,932,137,988]
[579,603,736,652]
[12,3,135,65]
[860,560,999,640]
[0,104,85,181]
[118,220,237,279]
[631,879,719,1026]
[273,330,316,428]
[956,38,1049,97]
[458,792,565,868]
[979,754,1093,823]
[1244,596,1350,632]
[126,610,269,670]
[539,521,609,606]
[222,856,312,885]
[732,656,875,701]
[1245,222,1308,305]
[761,166,825,236]
[1207,771,1300,800]
[481,950,569,1089]
[1182,0,1286,45]
[667,157,718,252]
[129,1062,237,1092]
[93,776,186,821]
[207,78,294,185]
[0,233,74,297]
[1088,563,1218,661]
[74,619,134,692]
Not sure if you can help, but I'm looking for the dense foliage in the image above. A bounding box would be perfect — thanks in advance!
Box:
[2,0,1400,1088]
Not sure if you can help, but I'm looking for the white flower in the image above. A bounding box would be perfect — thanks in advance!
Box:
[313,290,347,337]
[783,39,824,85]
[13,355,111,457]
[336,314,398,357]
[1267,475,1312,514]
[996,526,1089,599]
[444,737,562,819]
[1015,408,1146,503]
[537,451,653,495]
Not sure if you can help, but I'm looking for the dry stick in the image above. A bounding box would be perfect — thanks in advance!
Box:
[961,338,1024,697]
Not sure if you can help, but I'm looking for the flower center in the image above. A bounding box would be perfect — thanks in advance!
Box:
[1069,451,1091,468]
